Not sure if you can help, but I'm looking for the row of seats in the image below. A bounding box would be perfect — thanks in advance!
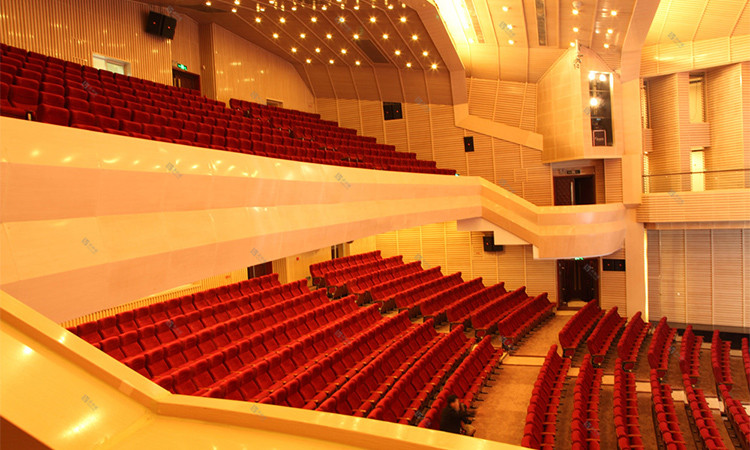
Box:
[256,312,414,407]
[613,359,646,450]
[571,354,603,449]
[718,384,750,448]
[323,255,404,297]
[743,338,750,393]
[496,293,554,348]
[682,374,728,449]
[196,302,382,400]
[586,306,626,366]
[69,274,287,344]
[130,292,343,382]
[309,251,381,287]
[345,261,422,300]
[678,325,703,385]
[391,272,464,313]
[445,282,507,329]
[316,318,440,416]
[469,286,529,337]
[522,345,571,449]
[418,336,503,429]
[367,326,473,424]
[616,311,650,371]
[648,317,677,379]
[558,300,603,358]
[711,330,733,389]
[418,277,485,321]
[649,369,688,449]
[356,265,440,309]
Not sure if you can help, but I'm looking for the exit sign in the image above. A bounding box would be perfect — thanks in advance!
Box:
[176,63,187,71]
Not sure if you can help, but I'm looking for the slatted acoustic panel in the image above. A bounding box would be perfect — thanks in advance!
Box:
[605,159,624,203]
[494,140,523,197]
[706,64,746,190]
[431,104,467,175]
[0,0,200,86]
[374,230,399,259]
[383,108,409,156]
[496,243,526,293]
[744,62,750,189]
[420,222,448,272]
[600,249,626,313]
[316,97,340,124]
[469,232,498,286]
[210,23,315,112]
[522,146,553,206]
[403,102,434,162]
[523,247,558,305]
[444,221,472,278]
[593,160,606,204]
[467,134,495,183]
[467,78,496,120]
[60,268,247,328]
[646,73,689,193]
[336,99,362,134]
[329,66,359,101]
[360,99,386,144]
[647,229,750,328]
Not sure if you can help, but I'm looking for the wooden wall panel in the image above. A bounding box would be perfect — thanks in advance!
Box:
[467,78,496,120]
[444,221,472,278]
[403,103,434,162]
[383,114,409,155]
[647,228,749,329]
[467,134,494,183]
[359,100,386,143]
[647,74,690,193]
[0,0,199,86]
[316,98,339,124]
[431,104,467,174]
[209,24,314,112]
[605,159,624,203]
[706,64,746,190]
[337,101,362,134]
[374,230,398,258]
[420,223,447,272]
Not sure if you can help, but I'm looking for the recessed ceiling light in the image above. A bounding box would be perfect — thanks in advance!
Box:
[321,4,327,10]
[588,72,596,80]
[272,33,279,38]
[341,48,347,54]
[205,0,211,5]
[402,3,406,7]
[329,59,334,64]
[326,33,332,39]
[315,47,321,52]
[607,28,613,34]
[300,33,306,38]
[382,33,389,39]
[572,8,579,15]
[311,17,317,22]
[291,47,297,52]
[422,50,428,56]
[611,10,618,16]
[590,97,599,107]
[507,24,513,30]
[573,27,579,32]
[395,50,401,55]
[387,4,394,9]
[353,34,359,39]
[400,16,407,23]
[431,63,437,69]
[508,39,514,45]
[306,58,312,63]
[234,0,240,4]
[599,73,607,82]
[279,17,286,23]
[411,34,418,40]
[232,7,237,12]
[370,16,377,23]
[255,17,261,22]
[406,62,412,67]
[570,41,576,47]
[339,16,345,23]
[603,43,610,48]
[291,6,297,10]
[355,60,361,65]
[595,29,600,34]
[354,5,359,9]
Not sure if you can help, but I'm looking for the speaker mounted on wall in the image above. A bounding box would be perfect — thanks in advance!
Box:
[463,136,474,152]
[145,11,177,39]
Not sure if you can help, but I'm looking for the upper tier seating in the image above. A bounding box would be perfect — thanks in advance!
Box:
[0,45,456,176]
[310,251,380,288]
[682,374,728,449]
[586,306,626,366]
[345,261,424,304]
[322,255,404,297]
[558,300,603,357]
[613,359,645,450]
[647,317,676,380]
[522,345,571,449]
[366,266,443,311]
[649,369,688,450]
[711,330,733,389]
[445,282,507,330]
[678,325,703,384]
[616,311,650,371]
[417,277,485,321]
[469,286,529,337]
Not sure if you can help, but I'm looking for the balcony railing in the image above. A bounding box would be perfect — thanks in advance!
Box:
[643,168,750,194]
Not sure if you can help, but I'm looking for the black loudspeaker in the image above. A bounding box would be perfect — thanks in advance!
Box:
[482,236,504,252]
[161,15,177,39]
[383,102,402,120]
[146,12,164,37]
[603,259,626,271]
[464,136,474,152]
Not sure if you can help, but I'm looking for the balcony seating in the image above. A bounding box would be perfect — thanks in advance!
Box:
[469,286,529,337]
[1,45,456,176]
[445,282,507,330]
[309,251,380,288]
[558,300,603,358]
[418,277,485,322]
[616,311,651,371]
[586,306,626,366]
[495,293,554,348]
[322,256,404,297]
[650,369,688,450]
[613,359,645,449]
[682,374,728,449]
[647,317,677,380]
[522,345,571,449]
[391,272,464,313]
[718,384,750,448]
[571,354,602,449]
[711,330,733,389]
[345,261,423,304]
[678,325,703,384]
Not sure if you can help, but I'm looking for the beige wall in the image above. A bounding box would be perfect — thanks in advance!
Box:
[206,23,315,112]
[0,0,200,87]
[647,228,750,330]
